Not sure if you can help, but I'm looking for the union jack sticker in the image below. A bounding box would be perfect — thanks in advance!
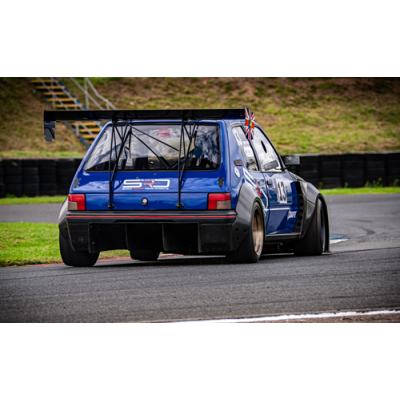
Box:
[245,107,255,140]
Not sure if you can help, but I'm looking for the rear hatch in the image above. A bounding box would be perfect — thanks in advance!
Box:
[73,121,229,210]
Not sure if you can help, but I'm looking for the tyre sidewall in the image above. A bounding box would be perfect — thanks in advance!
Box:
[59,231,99,267]
[294,199,324,256]
[248,202,264,262]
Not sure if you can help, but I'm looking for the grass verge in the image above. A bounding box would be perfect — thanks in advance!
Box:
[1,78,400,157]
[0,196,66,205]
[0,151,85,158]
[0,223,130,267]
[320,187,400,195]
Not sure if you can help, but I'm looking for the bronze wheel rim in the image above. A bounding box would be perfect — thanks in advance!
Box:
[252,208,263,256]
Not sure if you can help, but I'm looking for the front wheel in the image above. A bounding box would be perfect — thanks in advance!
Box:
[293,198,327,256]
[59,231,99,267]
[226,202,264,263]
[130,250,160,261]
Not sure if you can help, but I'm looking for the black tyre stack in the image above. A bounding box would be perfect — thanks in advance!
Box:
[57,158,75,195]
[0,160,5,198]
[22,159,40,197]
[285,157,298,175]
[296,155,319,187]
[386,153,400,186]
[342,154,364,187]
[319,155,342,188]
[3,159,22,197]
[39,159,57,196]
[364,153,386,186]
[73,157,83,173]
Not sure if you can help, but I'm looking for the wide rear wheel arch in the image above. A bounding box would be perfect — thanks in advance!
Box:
[293,198,327,256]
[226,201,264,263]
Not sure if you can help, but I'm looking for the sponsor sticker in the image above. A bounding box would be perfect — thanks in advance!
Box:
[158,129,170,137]
[243,146,254,158]
[122,179,170,190]
[288,210,297,219]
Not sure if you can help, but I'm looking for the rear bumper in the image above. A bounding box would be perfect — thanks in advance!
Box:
[62,210,239,254]
[65,210,236,224]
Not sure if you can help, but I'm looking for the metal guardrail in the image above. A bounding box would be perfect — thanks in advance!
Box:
[34,77,116,148]
[67,77,117,110]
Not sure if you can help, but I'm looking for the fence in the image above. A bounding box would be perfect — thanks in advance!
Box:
[0,152,399,198]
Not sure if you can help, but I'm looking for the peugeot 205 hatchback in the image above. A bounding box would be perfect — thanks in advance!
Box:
[44,109,329,266]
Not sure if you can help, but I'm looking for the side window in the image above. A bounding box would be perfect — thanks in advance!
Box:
[252,127,282,172]
[231,126,258,171]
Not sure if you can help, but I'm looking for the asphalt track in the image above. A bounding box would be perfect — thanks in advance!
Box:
[0,194,399,322]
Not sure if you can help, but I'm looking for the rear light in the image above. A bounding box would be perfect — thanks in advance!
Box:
[208,193,231,210]
[68,194,86,211]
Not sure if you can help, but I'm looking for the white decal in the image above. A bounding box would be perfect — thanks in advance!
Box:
[288,210,297,219]
[122,179,170,190]
[243,146,254,158]
[234,167,240,178]
[232,128,243,146]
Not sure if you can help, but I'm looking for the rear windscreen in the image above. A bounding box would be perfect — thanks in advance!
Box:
[85,123,220,171]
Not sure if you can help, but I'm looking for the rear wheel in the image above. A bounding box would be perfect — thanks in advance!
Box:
[130,250,160,261]
[293,199,326,256]
[227,202,264,263]
[59,231,99,267]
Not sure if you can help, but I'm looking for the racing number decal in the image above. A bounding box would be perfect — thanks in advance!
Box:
[274,179,288,204]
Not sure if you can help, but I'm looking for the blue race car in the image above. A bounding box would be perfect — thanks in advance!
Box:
[44,109,330,266]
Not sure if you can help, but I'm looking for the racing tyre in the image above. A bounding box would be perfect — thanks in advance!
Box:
[226,202,264,263]
[130,250,160,261]
[293,199,327,256]
[59,231,99,267]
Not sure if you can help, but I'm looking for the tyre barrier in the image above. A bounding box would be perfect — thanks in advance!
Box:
[0,158,83,198]
[0,153,398,198]
[295,154,319,187]
[286,152,400,188]
[0,160,5,198]
[319,154,342,189]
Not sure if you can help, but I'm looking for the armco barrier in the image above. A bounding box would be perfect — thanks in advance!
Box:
[0,153,399,198]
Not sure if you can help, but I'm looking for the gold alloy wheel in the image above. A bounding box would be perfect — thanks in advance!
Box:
[252,208,263,256]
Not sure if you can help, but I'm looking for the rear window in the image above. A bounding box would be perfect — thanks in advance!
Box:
[85,123,220,171]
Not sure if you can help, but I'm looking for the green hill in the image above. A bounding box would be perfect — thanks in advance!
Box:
[1,77,399,157]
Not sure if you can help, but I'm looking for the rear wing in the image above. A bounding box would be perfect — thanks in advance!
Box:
[44,109,245,142]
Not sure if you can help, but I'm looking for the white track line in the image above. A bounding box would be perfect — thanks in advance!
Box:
[183,309,400,323]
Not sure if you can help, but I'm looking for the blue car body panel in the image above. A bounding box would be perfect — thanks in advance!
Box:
[71,118,299,232]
